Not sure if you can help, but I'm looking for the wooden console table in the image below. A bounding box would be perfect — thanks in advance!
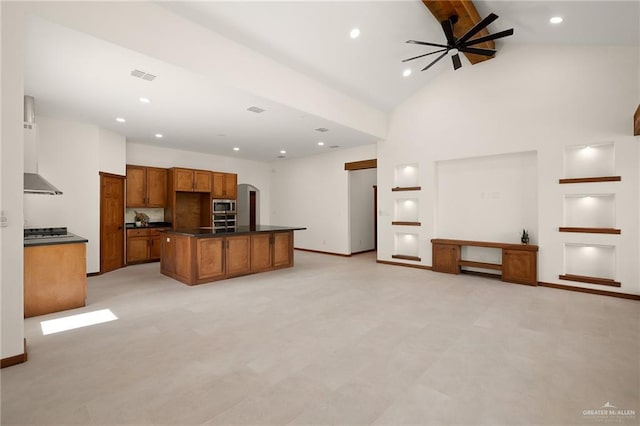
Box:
[431,239,539,286]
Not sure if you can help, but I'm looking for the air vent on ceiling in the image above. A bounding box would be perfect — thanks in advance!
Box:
[329,145,340,149]
[315,127,329,133]
[277,155,286,159]
[131,69,157,81]
[247,106,265,113]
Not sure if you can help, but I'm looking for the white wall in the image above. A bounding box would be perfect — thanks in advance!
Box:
[349,168,376,253]
[24,116,126,274]
[379,44,640,295]
[126,143,271,225]
[270,144,376,255]
[1,1,26,360]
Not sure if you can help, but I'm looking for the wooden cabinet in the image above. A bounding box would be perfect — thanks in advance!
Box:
[126,227,169,264]
[172,168,211,192]
[431,239,538,286]
[24,243,87,318]
[226,235,251,276]
[212,172,237,199]
[502,249,537,286]
[432,243,460,274]
[160,230,297,285]
[273,231,293,268]
[251,233,272,272]
[126,165,167,207]
[196,237,225,281]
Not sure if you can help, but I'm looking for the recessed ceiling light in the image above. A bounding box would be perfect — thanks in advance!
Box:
[233,147,240,151]
[550,16,563,24]
[350,28,360,39]
[448,48,459,56]
[317,141,325,146]
[403,69,412,77]
[115,117,126,123]
[155,133,163,138]
[280,150,286,154]
[139,97,151,103]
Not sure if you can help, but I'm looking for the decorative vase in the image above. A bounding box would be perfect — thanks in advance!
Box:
[521,236,529,245]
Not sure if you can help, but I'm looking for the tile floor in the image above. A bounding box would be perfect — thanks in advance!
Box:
[1,251,638,425]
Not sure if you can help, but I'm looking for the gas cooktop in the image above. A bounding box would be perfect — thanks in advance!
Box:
[24,227,69,240]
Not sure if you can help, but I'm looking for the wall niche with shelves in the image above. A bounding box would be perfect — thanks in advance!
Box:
[561,194,620,234]
[392,232,420,261]
[392,198,420,226]
[393,163,420,191]
[561,142,620,183]
[561,244,620,287]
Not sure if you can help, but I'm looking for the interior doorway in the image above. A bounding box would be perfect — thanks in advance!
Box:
[99,172,125,273]
[237,184,260,227]
[345,159,377,256]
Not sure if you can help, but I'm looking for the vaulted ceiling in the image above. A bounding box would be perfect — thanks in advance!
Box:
[23,1,640,161]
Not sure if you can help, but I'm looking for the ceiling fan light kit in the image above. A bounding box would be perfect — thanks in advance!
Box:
[404,12,514,72]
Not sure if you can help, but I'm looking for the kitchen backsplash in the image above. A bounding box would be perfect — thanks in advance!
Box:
[125,208,165,223]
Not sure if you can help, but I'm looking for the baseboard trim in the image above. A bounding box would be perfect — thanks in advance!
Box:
[376,259,432,270]
[351,249,376,255]
[294,248,351,257]
[87,272,100,277]
[539,282,640,301]
[1,339,28,369]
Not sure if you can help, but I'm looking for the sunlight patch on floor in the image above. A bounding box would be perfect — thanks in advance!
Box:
[40,309,118,335]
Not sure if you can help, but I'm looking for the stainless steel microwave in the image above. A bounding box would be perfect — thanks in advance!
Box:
[213,199,236,212]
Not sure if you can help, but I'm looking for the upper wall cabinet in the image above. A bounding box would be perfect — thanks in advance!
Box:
[126,165,167,208]
[212,172,238,199]
[171,168,211,193]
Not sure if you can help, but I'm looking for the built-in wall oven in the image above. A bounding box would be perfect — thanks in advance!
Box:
[212,199,236,232]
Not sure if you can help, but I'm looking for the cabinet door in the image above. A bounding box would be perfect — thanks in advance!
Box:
[226,235,251,276]
[224,173,238,199]
[126,165,146,207]
[127,237,150,263]
[149,235,163,260]
[197,237,225,280]
[212,172,224,198]
[502,249,537,286]
[161,234,175,275]
[194,170,211,192]
[251,233,272,272]
[273,231,293,268]
[432,243,460,274]
[146,167,167,207]
[174,168,194,191]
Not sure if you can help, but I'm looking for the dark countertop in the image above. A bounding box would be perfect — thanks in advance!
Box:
[126,222,172,229]
[165,225,307,237]
[24,233,88,247]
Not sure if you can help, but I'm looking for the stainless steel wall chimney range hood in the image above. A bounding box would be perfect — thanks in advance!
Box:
[23,95,63,195]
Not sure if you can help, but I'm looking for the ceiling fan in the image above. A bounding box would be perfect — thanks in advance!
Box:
[403,13,514,71]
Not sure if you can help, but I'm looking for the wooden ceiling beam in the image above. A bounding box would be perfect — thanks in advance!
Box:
[421,0,496,65]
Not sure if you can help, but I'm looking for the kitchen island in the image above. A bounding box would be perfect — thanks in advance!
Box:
[160,226,306,285]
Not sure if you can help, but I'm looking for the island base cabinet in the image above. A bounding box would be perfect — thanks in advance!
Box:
[24,243,87,318]
[251,233,272,272]
[226,235,251,277]
[197,238,225,281]
[273,231,293,268]
[160,231,296,285]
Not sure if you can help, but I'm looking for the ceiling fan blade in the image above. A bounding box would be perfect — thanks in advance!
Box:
[463,28,515,47]
[451,53,462,70]
[402,48,448,63]
[458,46,496,56]
[441,18,456,46]
[457,13,499,45]
[407,40,449,49]
[421,51,448,71]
